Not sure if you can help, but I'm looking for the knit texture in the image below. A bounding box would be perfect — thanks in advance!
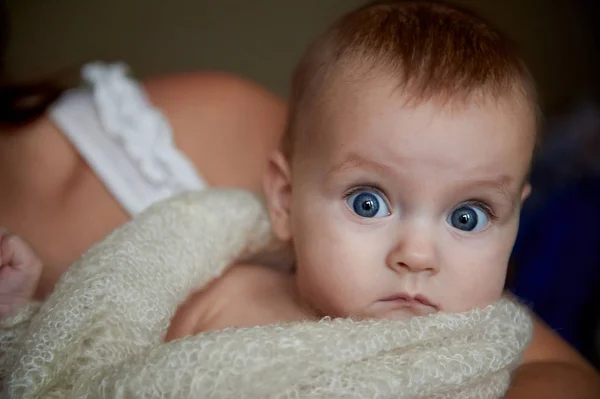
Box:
[1,189,533,398]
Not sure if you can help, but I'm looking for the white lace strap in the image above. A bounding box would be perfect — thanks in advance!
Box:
[49,62,206,215]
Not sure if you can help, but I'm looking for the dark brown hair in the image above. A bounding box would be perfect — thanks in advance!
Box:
[0,3,75,127]
[0,80,70,126]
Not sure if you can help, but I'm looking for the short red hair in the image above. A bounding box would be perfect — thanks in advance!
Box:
[283,0,540,158]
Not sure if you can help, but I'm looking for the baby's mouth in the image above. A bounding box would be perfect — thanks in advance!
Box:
[379,293,439,312]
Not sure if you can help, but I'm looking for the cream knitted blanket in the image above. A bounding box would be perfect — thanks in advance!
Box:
[1,189,533,399]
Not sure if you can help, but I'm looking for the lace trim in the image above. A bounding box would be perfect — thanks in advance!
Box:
[82,62,204,194]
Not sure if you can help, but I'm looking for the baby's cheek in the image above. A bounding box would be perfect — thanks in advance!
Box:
[472,281,505,308]
[442,264,507,313]
[295,244,366,317]
[464,273,506,310]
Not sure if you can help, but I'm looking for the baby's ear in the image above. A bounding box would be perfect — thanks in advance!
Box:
[263,150,293,241]
[521,183,532,202]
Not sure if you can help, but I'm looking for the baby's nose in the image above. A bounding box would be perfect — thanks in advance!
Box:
[386,231,437,274]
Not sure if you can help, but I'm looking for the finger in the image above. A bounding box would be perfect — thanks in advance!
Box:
[1,235,41,271]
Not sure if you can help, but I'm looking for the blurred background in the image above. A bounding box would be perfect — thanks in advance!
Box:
[1,0,599,366]
[1,0,599,109]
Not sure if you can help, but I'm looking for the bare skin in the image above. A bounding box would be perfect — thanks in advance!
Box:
[165,265,312,341]
[0,71,598,398]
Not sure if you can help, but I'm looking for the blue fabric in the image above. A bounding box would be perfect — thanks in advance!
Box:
[510,176,600,352]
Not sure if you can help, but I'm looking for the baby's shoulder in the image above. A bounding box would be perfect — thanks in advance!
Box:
[165,264,295,341]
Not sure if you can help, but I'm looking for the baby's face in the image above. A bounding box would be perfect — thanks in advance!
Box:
[269,79,536,320]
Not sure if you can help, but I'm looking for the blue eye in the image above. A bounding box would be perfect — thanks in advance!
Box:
[448,205,489,232]
[346,190,390,218]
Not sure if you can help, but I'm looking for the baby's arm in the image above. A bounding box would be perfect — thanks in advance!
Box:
[0,229,43,318]
[165,264,312,341]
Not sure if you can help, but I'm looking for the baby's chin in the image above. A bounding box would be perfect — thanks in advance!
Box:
[373,306,438,321]
[337,302,439,321]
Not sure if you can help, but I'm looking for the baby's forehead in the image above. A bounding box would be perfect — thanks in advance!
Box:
[322,79,536,137]
[292,74,537,178]
[312,89,535,177]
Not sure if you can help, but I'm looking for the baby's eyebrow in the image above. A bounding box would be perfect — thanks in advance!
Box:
[327,153,396,178]
[461,176,516,204]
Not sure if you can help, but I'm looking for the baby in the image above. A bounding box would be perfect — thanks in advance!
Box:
[167,0,539,337]
[1,0,539,340]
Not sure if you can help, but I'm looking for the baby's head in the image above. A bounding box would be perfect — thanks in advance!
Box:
[265,0,539,320]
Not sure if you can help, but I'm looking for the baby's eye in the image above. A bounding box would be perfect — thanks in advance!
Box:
[448,205,489,232]
[346,189,390,218]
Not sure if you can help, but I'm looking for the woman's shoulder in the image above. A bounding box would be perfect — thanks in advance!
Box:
[142,71,287,193]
